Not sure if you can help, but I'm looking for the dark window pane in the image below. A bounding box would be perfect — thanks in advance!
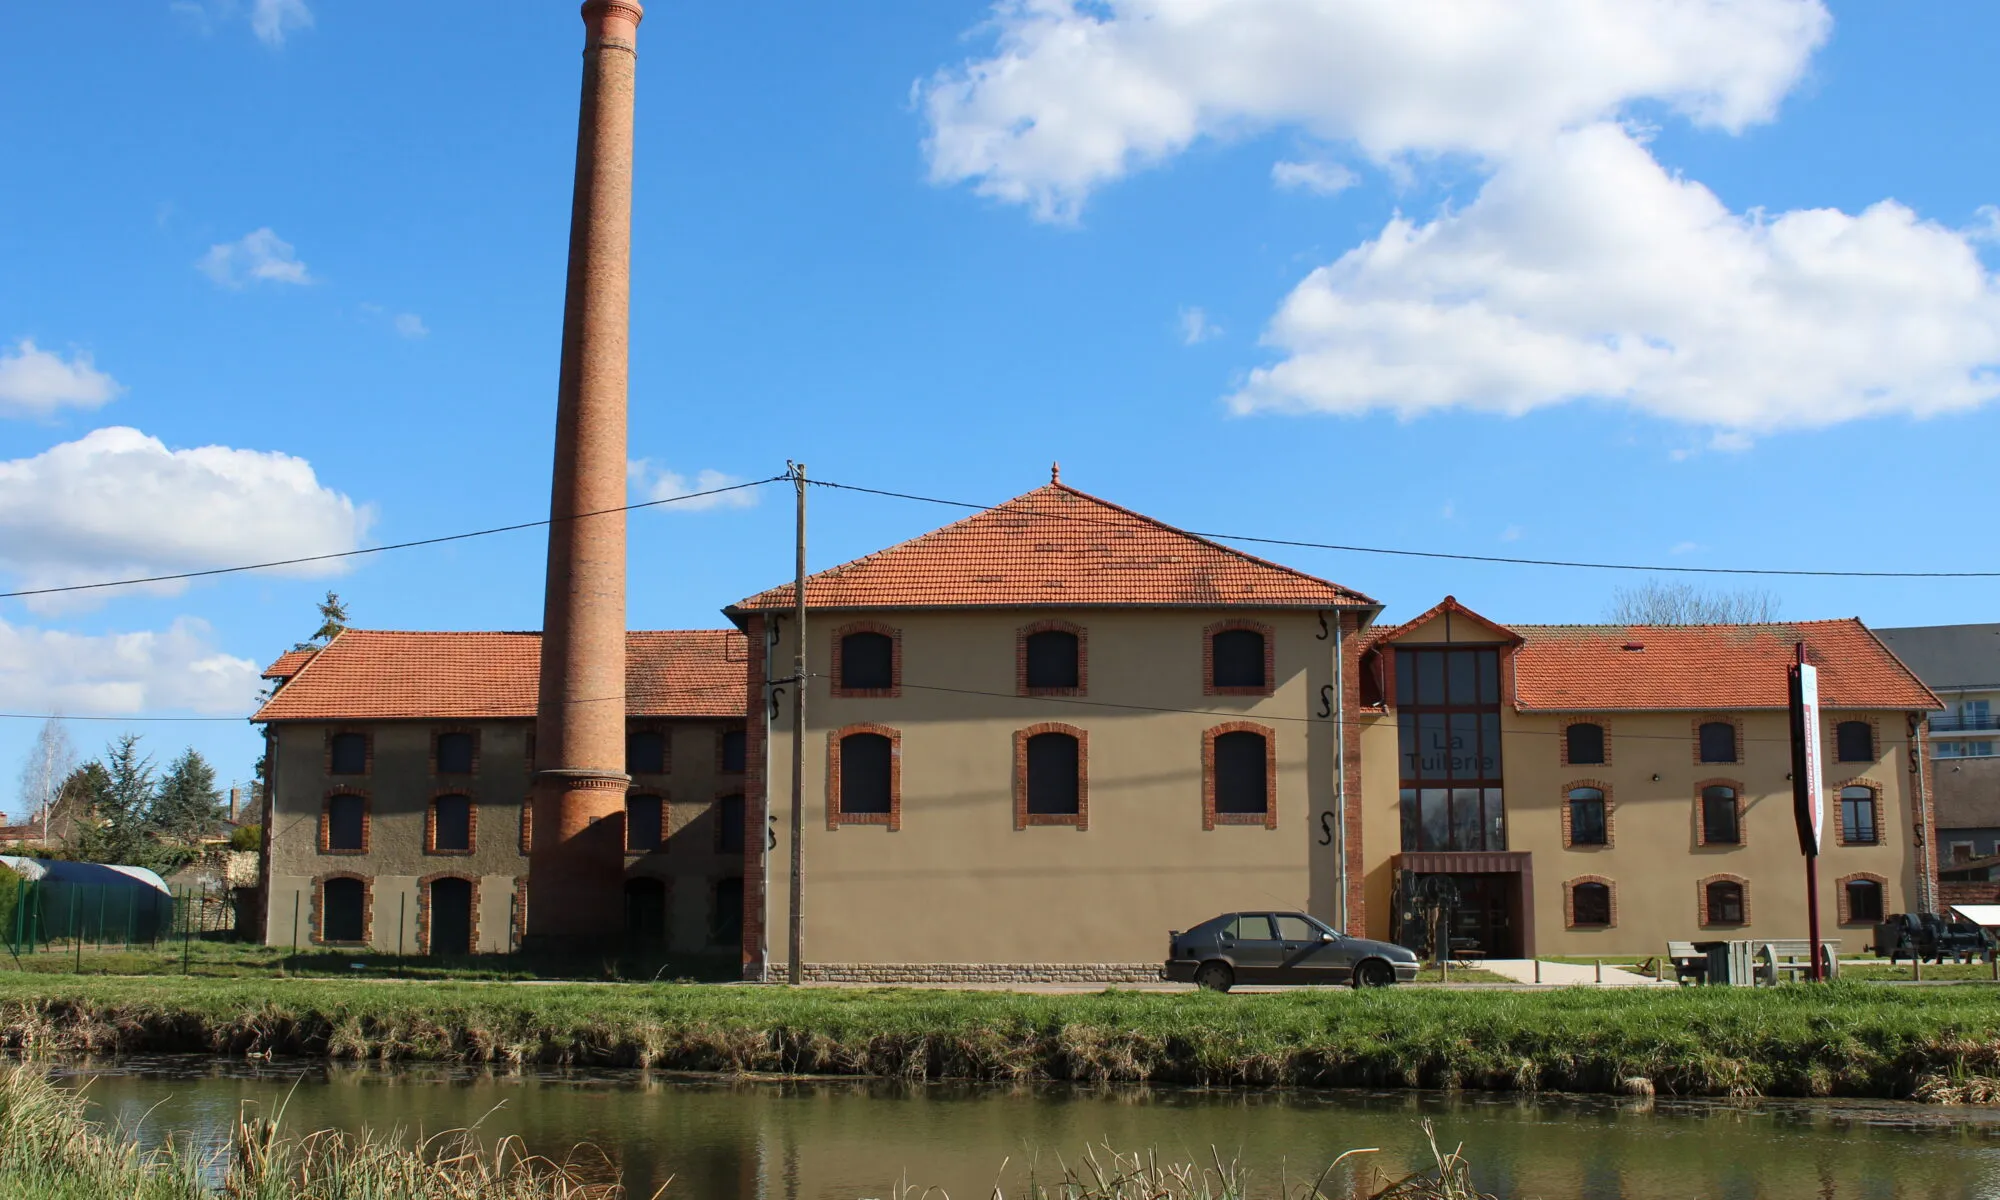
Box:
[1479,712,1503,777]
[322,878,365,942]
[1416,713,1448,780]
[326,794,365,850]
[436,732,474,774]
[1485,788,1507,850]
[1699,722,1737,764]
[626,731,666,775]
[721,730,747,773]
[1567,723,1605,765]
[1702,786,1740,844]
[1026,733,1080,815]
[1846,880,1883,923]
[1360,650,1386,707]
[1476,650,1500,704]
[1836,721,1874,763]
[433,795,471,852]
[330,733,367,775]
[841,633,895,690]
[1420,789,1449,851]
[1446,651,1477,704]
[1213,731,1267,814]
[1211,630,1265,689]
[624,878,667,943]
[840,734,893,815]
[626,793,663,851]
[1448,712,1480,779]
[711,878,744,947]
[1025,631,1080,690]
[1569,788,1607,845]
[1707,881,1744,924]
[1841,787,1877,844]
[1415,652,1445,705]
[1394,650,1415,706]
[1573,883,1611,926]
[1450,787,1482,850]
[1399,788,1419,852]
[717,794,745,854]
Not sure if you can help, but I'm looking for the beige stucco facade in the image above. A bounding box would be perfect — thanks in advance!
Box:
[748,606,1360,972]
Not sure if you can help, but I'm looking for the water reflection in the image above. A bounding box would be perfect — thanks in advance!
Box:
[45,1058,2000,1200]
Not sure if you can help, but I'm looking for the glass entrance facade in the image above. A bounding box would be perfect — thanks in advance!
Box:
[1396,647,1506,852]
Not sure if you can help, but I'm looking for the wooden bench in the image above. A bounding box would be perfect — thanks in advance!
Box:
[1753,939,1840,984]
[1665,940,1708,985]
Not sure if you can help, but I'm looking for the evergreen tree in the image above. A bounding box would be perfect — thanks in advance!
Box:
[311,591,349,645]
[71,736,155,865]
[47,761,109,848]
[152,747,223,843]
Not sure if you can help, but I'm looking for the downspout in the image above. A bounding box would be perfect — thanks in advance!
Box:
[1910,711,1936,913]
[1333,612,1348,934]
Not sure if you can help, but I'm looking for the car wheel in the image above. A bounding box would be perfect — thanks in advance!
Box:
[1352,959,1395,989]
[1194,962,1234,993]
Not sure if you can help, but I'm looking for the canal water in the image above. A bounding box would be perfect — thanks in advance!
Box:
[51,1059,2000,1199]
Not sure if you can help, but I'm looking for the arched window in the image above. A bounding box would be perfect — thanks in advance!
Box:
[838,733,893,815]
[1567,787,1607,846]
[1212,730,1270,817]
[325,794,366,852]
[1024,630,1080,691]
[1840,786,1879,845]
[320,877,365,942]
[329,732,368,775]
[626,793,664,852]
[431,795,472,853]
[716,794,745,854]
[1701,785,1740,845]
[436,732,475,775]
[1836,721,1875,763]
[839,632,895,691]
[624,877,667,944]
[626,730,667,775]
[1211,629,1267,690]
[1845,877,1885,924]
[1698,721,1737,764]
[1566,722,1605,765]
[1026,732,1081,816]
[1705,879,1745,925]
[1571,881,1612,927]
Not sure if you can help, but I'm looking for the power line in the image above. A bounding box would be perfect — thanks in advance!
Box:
[0,713,245,723]
[0,475,786,602]
[808,478,2000,580]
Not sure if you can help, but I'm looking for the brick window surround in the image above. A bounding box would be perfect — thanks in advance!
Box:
[1203,620,1275,697]
[511,877,528,949]
[318,788,370,855]
[1837,871,1890,925]
[424,792,478,856]
[1698,873,1751,927]
[1833,779,1884,846]
[325,729,373,776]
[625,792,667,854]
[1692,716,1746,765]
[826,723,902,830]
[1202,722,1278,830]
[416,872,481,955]
[1832,716,1881,764]
[716,725,748,774]
[831,621,902,699]
[1560,779,1614,849]
[1013,722,1089,830]
[1559,719,1611,767]
[1017,621,1088,697]
[1694,778,1746,848]
[626,723,671,776]
[311,872,372,946]
[431,728,481,776]
[1563,876,1617,929]
[518,800,533,855]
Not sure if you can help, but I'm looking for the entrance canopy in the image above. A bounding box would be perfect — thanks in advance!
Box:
[1951,904,2000,927]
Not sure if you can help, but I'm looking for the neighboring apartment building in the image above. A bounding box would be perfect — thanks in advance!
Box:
[1356,600,1938,959]
[254,630,747,956]
[1876,624,2000,867]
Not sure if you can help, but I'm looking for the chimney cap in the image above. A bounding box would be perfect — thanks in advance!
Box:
[581,1,643,29]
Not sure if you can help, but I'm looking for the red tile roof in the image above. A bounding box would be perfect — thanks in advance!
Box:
[263,648,317,680]
[1510,619,1939,712]
[254,629,747,722]
[729,482,1375,613]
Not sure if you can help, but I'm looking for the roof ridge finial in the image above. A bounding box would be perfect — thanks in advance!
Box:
[1051,461,1061,484]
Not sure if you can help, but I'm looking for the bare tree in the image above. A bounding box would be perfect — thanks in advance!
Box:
[14,717,76,837]
[1606,581,1783,625]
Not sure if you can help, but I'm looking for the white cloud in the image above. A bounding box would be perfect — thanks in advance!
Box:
[0,616,259,716]
[1271,160,1357,196]
[250,0,312,46]
[922,0,1828,220]
[0,340,123,418]
[627,461,760,512]
[1178,306,1220,345]
[393,313,429,339]
[198,228,313,288]
[1228,124,2000,432]
[1499,525,1523,543]
[0,427,371,612]
[1670,541,1704,555]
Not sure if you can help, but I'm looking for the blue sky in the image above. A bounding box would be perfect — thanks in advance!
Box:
[2,1,1997,811]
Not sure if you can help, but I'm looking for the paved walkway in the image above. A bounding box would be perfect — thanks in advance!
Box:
[1479,959,1672,987]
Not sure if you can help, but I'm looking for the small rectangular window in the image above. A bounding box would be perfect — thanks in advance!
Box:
[1701,787,1740,845]
[1840,788,1878,845]
[432,796,472,852]
[1025,732,1081,816]
[1566,723,1605,765]
[1211,629,1266,690]
[1568,788,1607,846]
[330,733,367,775]
[326,795,365,851]
[626,794,664,852]
[627,731,667,776]
[716,794,745,854]
[1699,722,1737,764]
[436,732,475,775]
[1835,721,1874,763]
[840,632,895,691]
[1212,731,1268,815]
[720,730,747,773]
[1025,630,1081,690]
[1846,880,1884,923]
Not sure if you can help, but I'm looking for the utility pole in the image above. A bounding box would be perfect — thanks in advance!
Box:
[788,462,808,985]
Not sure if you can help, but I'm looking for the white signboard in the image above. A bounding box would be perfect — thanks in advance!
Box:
[1798,662,1824,854]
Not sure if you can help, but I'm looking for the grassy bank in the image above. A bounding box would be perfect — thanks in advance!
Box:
[0,976,1996,1101]
[4,938,743,983]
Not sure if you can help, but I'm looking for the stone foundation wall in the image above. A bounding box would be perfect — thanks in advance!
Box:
[755,962,1165,984]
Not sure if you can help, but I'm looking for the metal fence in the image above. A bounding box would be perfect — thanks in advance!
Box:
[3,878,232,964]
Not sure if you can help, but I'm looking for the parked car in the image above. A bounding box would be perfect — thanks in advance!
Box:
[1166,911,1420,991]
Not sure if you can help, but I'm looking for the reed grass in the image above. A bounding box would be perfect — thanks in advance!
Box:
[0,975,1995,1100]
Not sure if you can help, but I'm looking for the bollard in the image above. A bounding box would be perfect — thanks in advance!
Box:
[1595,957,1604,985]
[1534,959,1542,985]
[1915,956,1923,983]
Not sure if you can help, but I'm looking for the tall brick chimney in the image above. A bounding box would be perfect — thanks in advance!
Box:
[528,0,644,947]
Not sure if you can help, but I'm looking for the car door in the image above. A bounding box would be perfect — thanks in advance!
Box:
[1270,914,1349,984]
[1222,914,1286,983]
